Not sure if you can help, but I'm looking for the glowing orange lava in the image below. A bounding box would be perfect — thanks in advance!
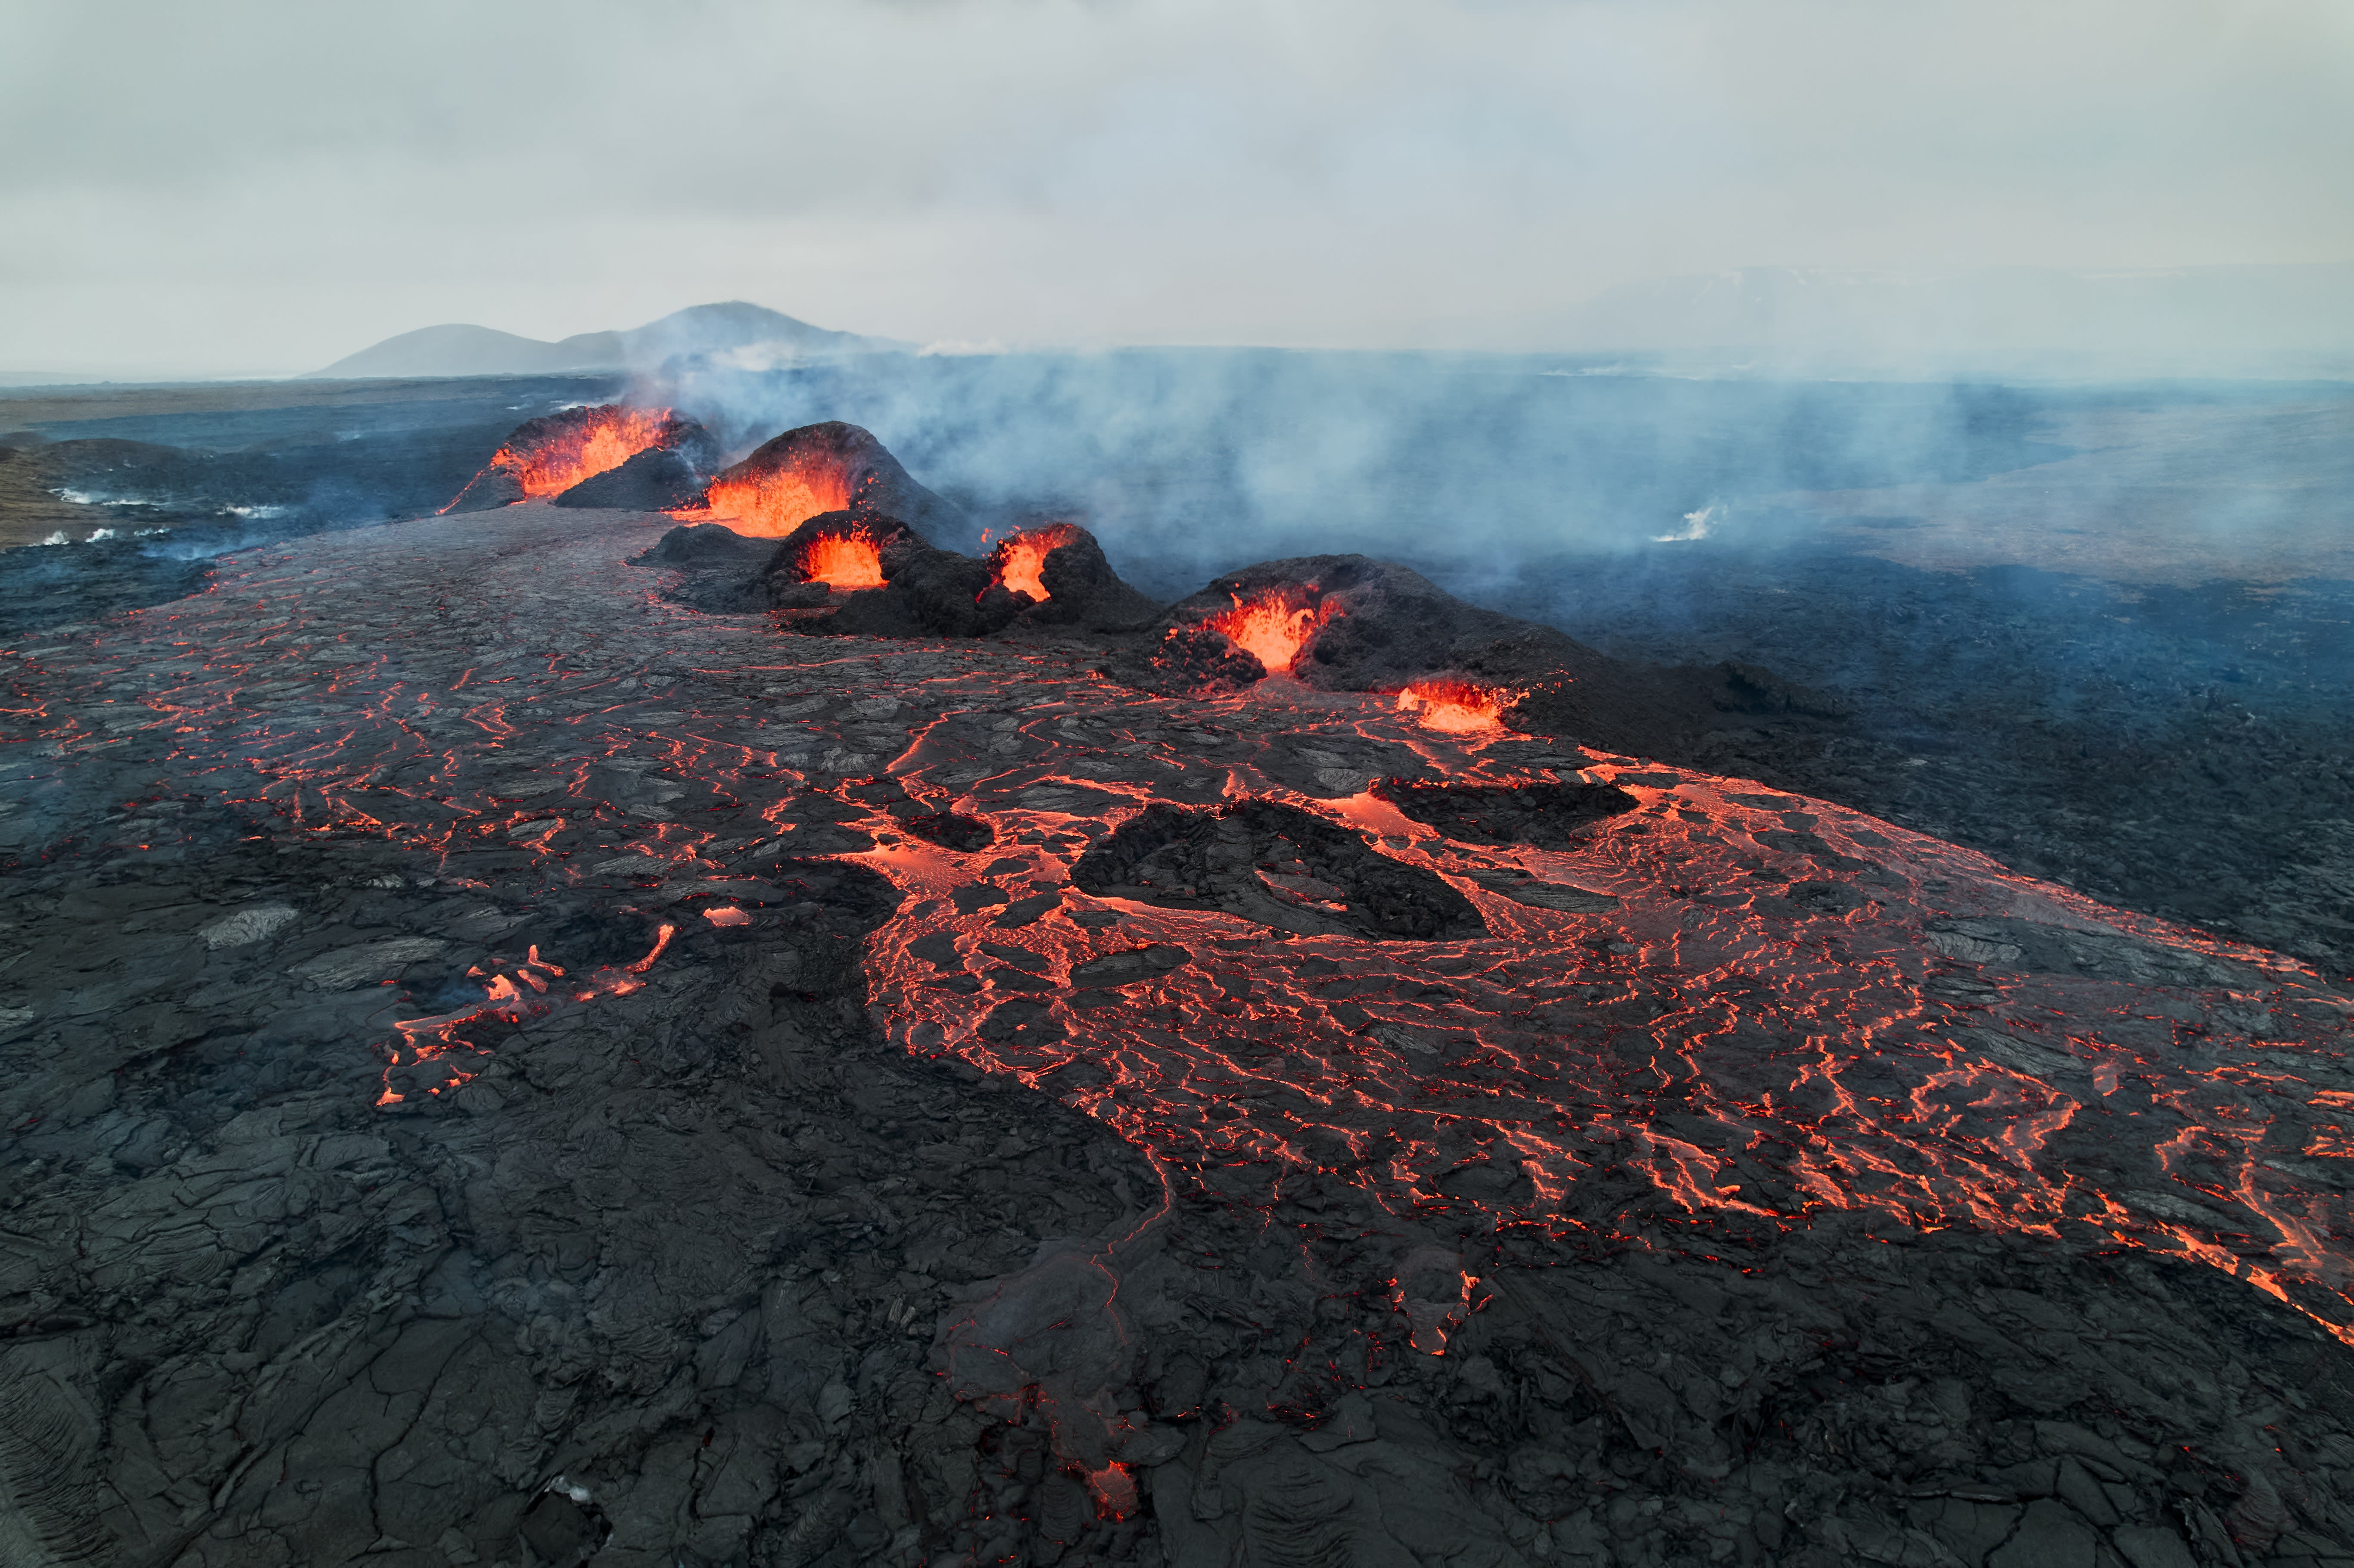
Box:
[799,531,886,589]
[1202,588,1343,675]
[701,460,856,537]
[990,523,1082,602]
[1395,679,1521,734]
[496,407,676,497]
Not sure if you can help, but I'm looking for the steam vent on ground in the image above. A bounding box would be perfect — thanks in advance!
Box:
[2,406,2351,1568]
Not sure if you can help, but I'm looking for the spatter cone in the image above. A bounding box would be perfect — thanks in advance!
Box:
[444,404,715,513]
[691,420,980,552]
[1115,552,1850,763]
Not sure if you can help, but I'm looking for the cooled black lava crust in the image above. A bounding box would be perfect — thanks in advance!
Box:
[1071,798,1487,941]
[1374,777,1642,849]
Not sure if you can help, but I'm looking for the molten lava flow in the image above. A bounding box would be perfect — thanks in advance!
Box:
[68,498,2354,1529]
[1395,679,1521,734]
[496,407,676,497]
[857,735,2354,1350]
[990,523,1082,603]
[1202,588,1343,675]
[799,531,886,589]
[700,459,856,537]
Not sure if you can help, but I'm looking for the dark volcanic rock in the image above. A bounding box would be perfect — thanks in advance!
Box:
[1374,776,1641,849]
[903,811,996,852]
[0,833,1155,1568]
[629,523,772,611]
[1121,623,1273,692]
[0,436,236,535]
[699,420,981,552]
[1071,798,1487,940]
[1926,914,2264,988]
[633,522,768,570]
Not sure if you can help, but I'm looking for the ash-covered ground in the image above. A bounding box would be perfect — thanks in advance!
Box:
[3,495,2353,1568]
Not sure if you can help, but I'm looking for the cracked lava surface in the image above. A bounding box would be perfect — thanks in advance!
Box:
[4,501,2353,1568]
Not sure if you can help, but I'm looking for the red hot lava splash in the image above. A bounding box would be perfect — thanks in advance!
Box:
[989,524,1083,603]
[699,456,856,537]
[1395,678,1522,734]
[1202,586,1343,675]
[487,406,677,498]
[791,525,887,589]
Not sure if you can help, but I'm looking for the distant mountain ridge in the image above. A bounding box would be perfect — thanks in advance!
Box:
[308,302,907,380]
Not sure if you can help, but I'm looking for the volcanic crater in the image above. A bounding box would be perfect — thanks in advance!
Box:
[0,414,2350,1568]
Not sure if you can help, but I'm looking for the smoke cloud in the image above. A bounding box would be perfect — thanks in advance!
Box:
[3,0,2349,376]
[645,350,2086,593]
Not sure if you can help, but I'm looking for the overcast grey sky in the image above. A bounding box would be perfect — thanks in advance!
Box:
[3,0,2348,375]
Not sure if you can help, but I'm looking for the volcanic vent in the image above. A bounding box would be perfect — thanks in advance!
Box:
[747,513,1154,640]
[1122,552,1851,765]
[639,453,1160,638]
[443,404,717,513]
[979,523,1161,631]
[693,420,979,551]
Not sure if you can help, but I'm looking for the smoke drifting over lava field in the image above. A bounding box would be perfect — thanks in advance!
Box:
[3,370,2353,1568]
